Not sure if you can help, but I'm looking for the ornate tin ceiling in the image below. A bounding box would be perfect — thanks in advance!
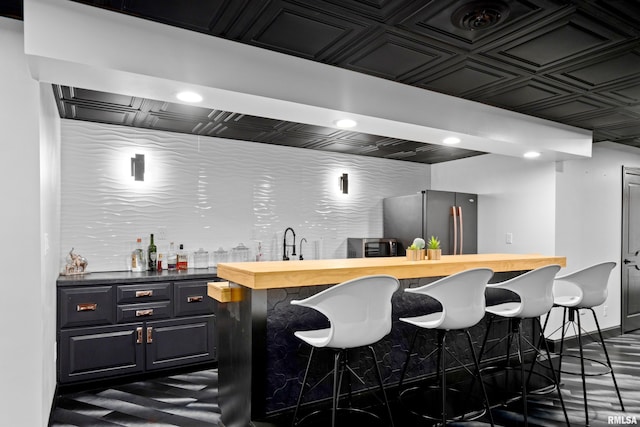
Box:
[4,0,640,163]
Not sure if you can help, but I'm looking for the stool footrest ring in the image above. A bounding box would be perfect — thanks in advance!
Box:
[399,385,487,422]
[294,407,386,427]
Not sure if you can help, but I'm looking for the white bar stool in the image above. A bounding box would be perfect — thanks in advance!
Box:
[398,267,495,426]
[544,261,624,426]
[290,275,399,427]
[478,264,570,427]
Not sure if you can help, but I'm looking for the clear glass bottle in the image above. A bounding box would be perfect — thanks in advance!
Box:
[131,238,144,272]
[177,244,188,270]
[148,233,157,271]
[167,242,177,271]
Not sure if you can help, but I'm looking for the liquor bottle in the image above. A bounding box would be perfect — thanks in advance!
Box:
[167,242,177,270]
[148,233,157,271]
[177,244,188,271]
[131,238,144,272]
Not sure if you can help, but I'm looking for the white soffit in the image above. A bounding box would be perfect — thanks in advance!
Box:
[23,0,592,161]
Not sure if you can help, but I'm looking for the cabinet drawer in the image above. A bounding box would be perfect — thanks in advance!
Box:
[59,286,114,328]
[174,281,214,317]
[117,301,172,323]
[117,282,172,303]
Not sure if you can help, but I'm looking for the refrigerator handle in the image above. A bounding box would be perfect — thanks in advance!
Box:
[452,206,458,255]
[458,206,463,255]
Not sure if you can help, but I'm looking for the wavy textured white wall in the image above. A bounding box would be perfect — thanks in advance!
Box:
[61,120,430,272]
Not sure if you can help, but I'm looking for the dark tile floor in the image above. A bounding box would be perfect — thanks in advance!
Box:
[49,330,640,426]
[50,369,221,426]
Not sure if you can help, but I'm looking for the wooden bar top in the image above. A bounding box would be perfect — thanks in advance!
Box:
[214,253,566,290]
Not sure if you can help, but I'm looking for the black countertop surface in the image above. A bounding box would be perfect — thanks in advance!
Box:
[57,268,220,286]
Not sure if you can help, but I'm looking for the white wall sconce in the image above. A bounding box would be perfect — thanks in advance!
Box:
[131,154,145,181]
[340,173,349,194]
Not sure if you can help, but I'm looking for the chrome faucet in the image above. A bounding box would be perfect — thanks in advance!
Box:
[283,227,296,260]
[299,238,307,260]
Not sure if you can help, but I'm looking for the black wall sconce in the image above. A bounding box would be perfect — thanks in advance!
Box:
[131,154,145,181]
[339,173,349,194]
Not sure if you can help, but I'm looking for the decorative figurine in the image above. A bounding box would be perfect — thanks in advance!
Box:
[64,248,89,275]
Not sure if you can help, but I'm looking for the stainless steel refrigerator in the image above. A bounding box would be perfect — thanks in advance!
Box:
[383,190,477,255]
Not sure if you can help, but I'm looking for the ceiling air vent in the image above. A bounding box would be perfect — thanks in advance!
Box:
[451,1,510,31]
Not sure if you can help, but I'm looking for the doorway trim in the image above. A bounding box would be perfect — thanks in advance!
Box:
[621,166,640,333]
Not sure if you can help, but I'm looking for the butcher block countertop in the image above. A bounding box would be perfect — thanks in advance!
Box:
[213,253,566,290]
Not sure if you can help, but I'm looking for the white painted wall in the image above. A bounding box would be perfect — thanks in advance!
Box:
[551,142,640,337]
[39,82,61,420]
[61,120,430,271]
[431,153,557,255]
[0,18,58,427]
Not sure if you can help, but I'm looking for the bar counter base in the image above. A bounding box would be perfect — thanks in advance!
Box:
[218,286,267,427]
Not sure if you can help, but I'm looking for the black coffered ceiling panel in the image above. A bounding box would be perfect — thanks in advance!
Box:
[52,85,484,164]
[573,110,640,129]
[73,106,136,126]
[605,123,640,139]
[604,81,640,104]
[419,59,519,96]
[4,0,640,159]
[247,6,357,59]
[533,98,608,119]
[123,0,227,32]
[565,50,640,87]
[344,29,456,80]
[480,78,570,109]
[483,9,629,69]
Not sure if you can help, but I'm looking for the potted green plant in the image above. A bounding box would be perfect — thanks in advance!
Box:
[427,236,441,260]
[406,237,426,261]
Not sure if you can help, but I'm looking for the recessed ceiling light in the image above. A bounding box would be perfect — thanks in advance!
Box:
[176,91,203,103]
[523,151,541,159]
[443,137,461,145]
[335,119,357,129]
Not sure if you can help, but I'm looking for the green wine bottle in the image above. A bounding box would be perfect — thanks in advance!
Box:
[148,233,157,271]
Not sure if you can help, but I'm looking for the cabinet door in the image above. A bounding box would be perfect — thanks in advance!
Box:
[59,323,144,383]
[145,315,216,371]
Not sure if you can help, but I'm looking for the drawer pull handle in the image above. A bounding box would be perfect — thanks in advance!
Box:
[187,295,203,303]
[135,290,153,298]
[146,327,153,344]
[136,327,143,344]
[135,309,154,317]
[77,303,97,312]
